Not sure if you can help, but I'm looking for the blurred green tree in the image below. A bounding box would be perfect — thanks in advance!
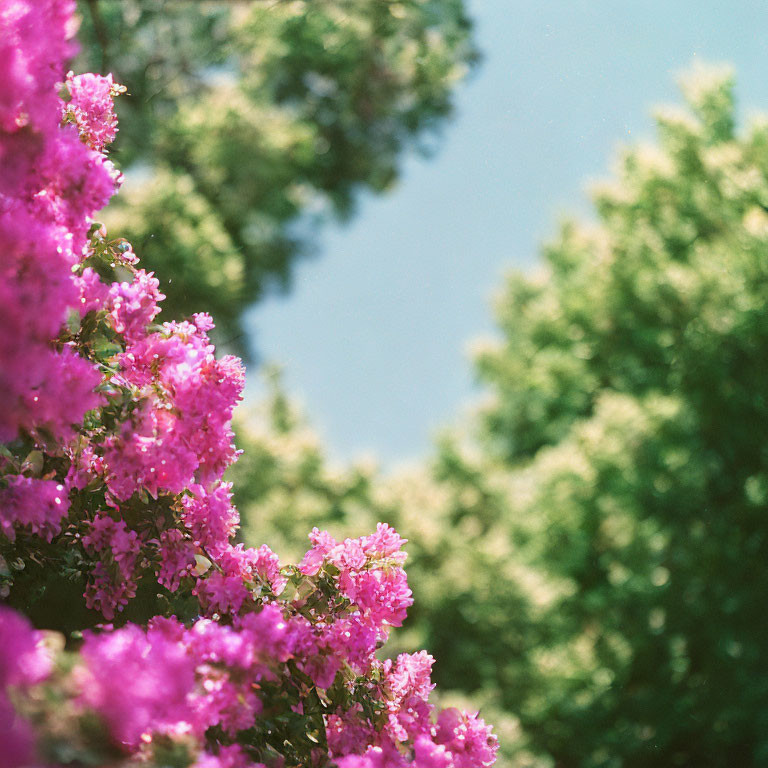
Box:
[234,67,768,767]
[471,64,768,766]
[75,0,477,351]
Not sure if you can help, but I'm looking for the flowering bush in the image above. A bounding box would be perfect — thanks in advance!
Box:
[0,2,497,767]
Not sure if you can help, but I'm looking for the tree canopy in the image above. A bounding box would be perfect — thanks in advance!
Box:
[75,0,477,352]
[471,64,768,767]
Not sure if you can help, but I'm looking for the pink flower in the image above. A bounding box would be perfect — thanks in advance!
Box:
[413,736,453,768]
[0,475,69,542]
[299,527,414,639]
[82,514,140,620]
[181,483,240,556]
[103,321,244,500]
[108,269,164,344]
[64,71,120,151]
[433,709,499,768]
[327,704,377,758]
[194,571,249,615]
[157,528,196,592]
[74,266,109,315]
[0,0,76,135]
[0,0,112,444]
[0,697,37,768]
[382,652,435,743]
[194,745,264,768]
[335,743,407,768]
[0,606,53,768]
[0,606,53,689]
[79,623,196,748]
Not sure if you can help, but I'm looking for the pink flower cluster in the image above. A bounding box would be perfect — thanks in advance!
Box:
[102,312,244,500]
[0,607,52,768]
[74,606,497,768]
[300,524,414,632]
[293,525,414,674]
[181,482,241,556]
[329,652,497,768]
[64,71,121,151]
[0,0,245,626]
[0,475,69,542]
[194,541,286,615]
[81,513,141,619]
[0,0,116,444]
[0,2,499,767]
[74,606,339,750]
[78,619,197,747]
[108,268,164,343]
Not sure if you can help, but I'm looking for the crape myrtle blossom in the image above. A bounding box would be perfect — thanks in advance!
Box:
[0,1,498,767]
[0,475,69,542]
[81,513,141,619]
[64,71,122,152]
[0,606,53,768]
[0,1,118,442]
[101,313,245,501]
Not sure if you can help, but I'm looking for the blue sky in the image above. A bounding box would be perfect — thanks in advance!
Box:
[245,0,768,465]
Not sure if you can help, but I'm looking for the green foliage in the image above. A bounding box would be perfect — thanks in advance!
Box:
[233,67,768,766]
[471,64,768,766]
[75,0,477,351]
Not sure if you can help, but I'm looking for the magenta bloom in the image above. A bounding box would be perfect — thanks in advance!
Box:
[65,71,120,151]
[80,623,196,748]
[0,475,69,542]
[0,606,53,768]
